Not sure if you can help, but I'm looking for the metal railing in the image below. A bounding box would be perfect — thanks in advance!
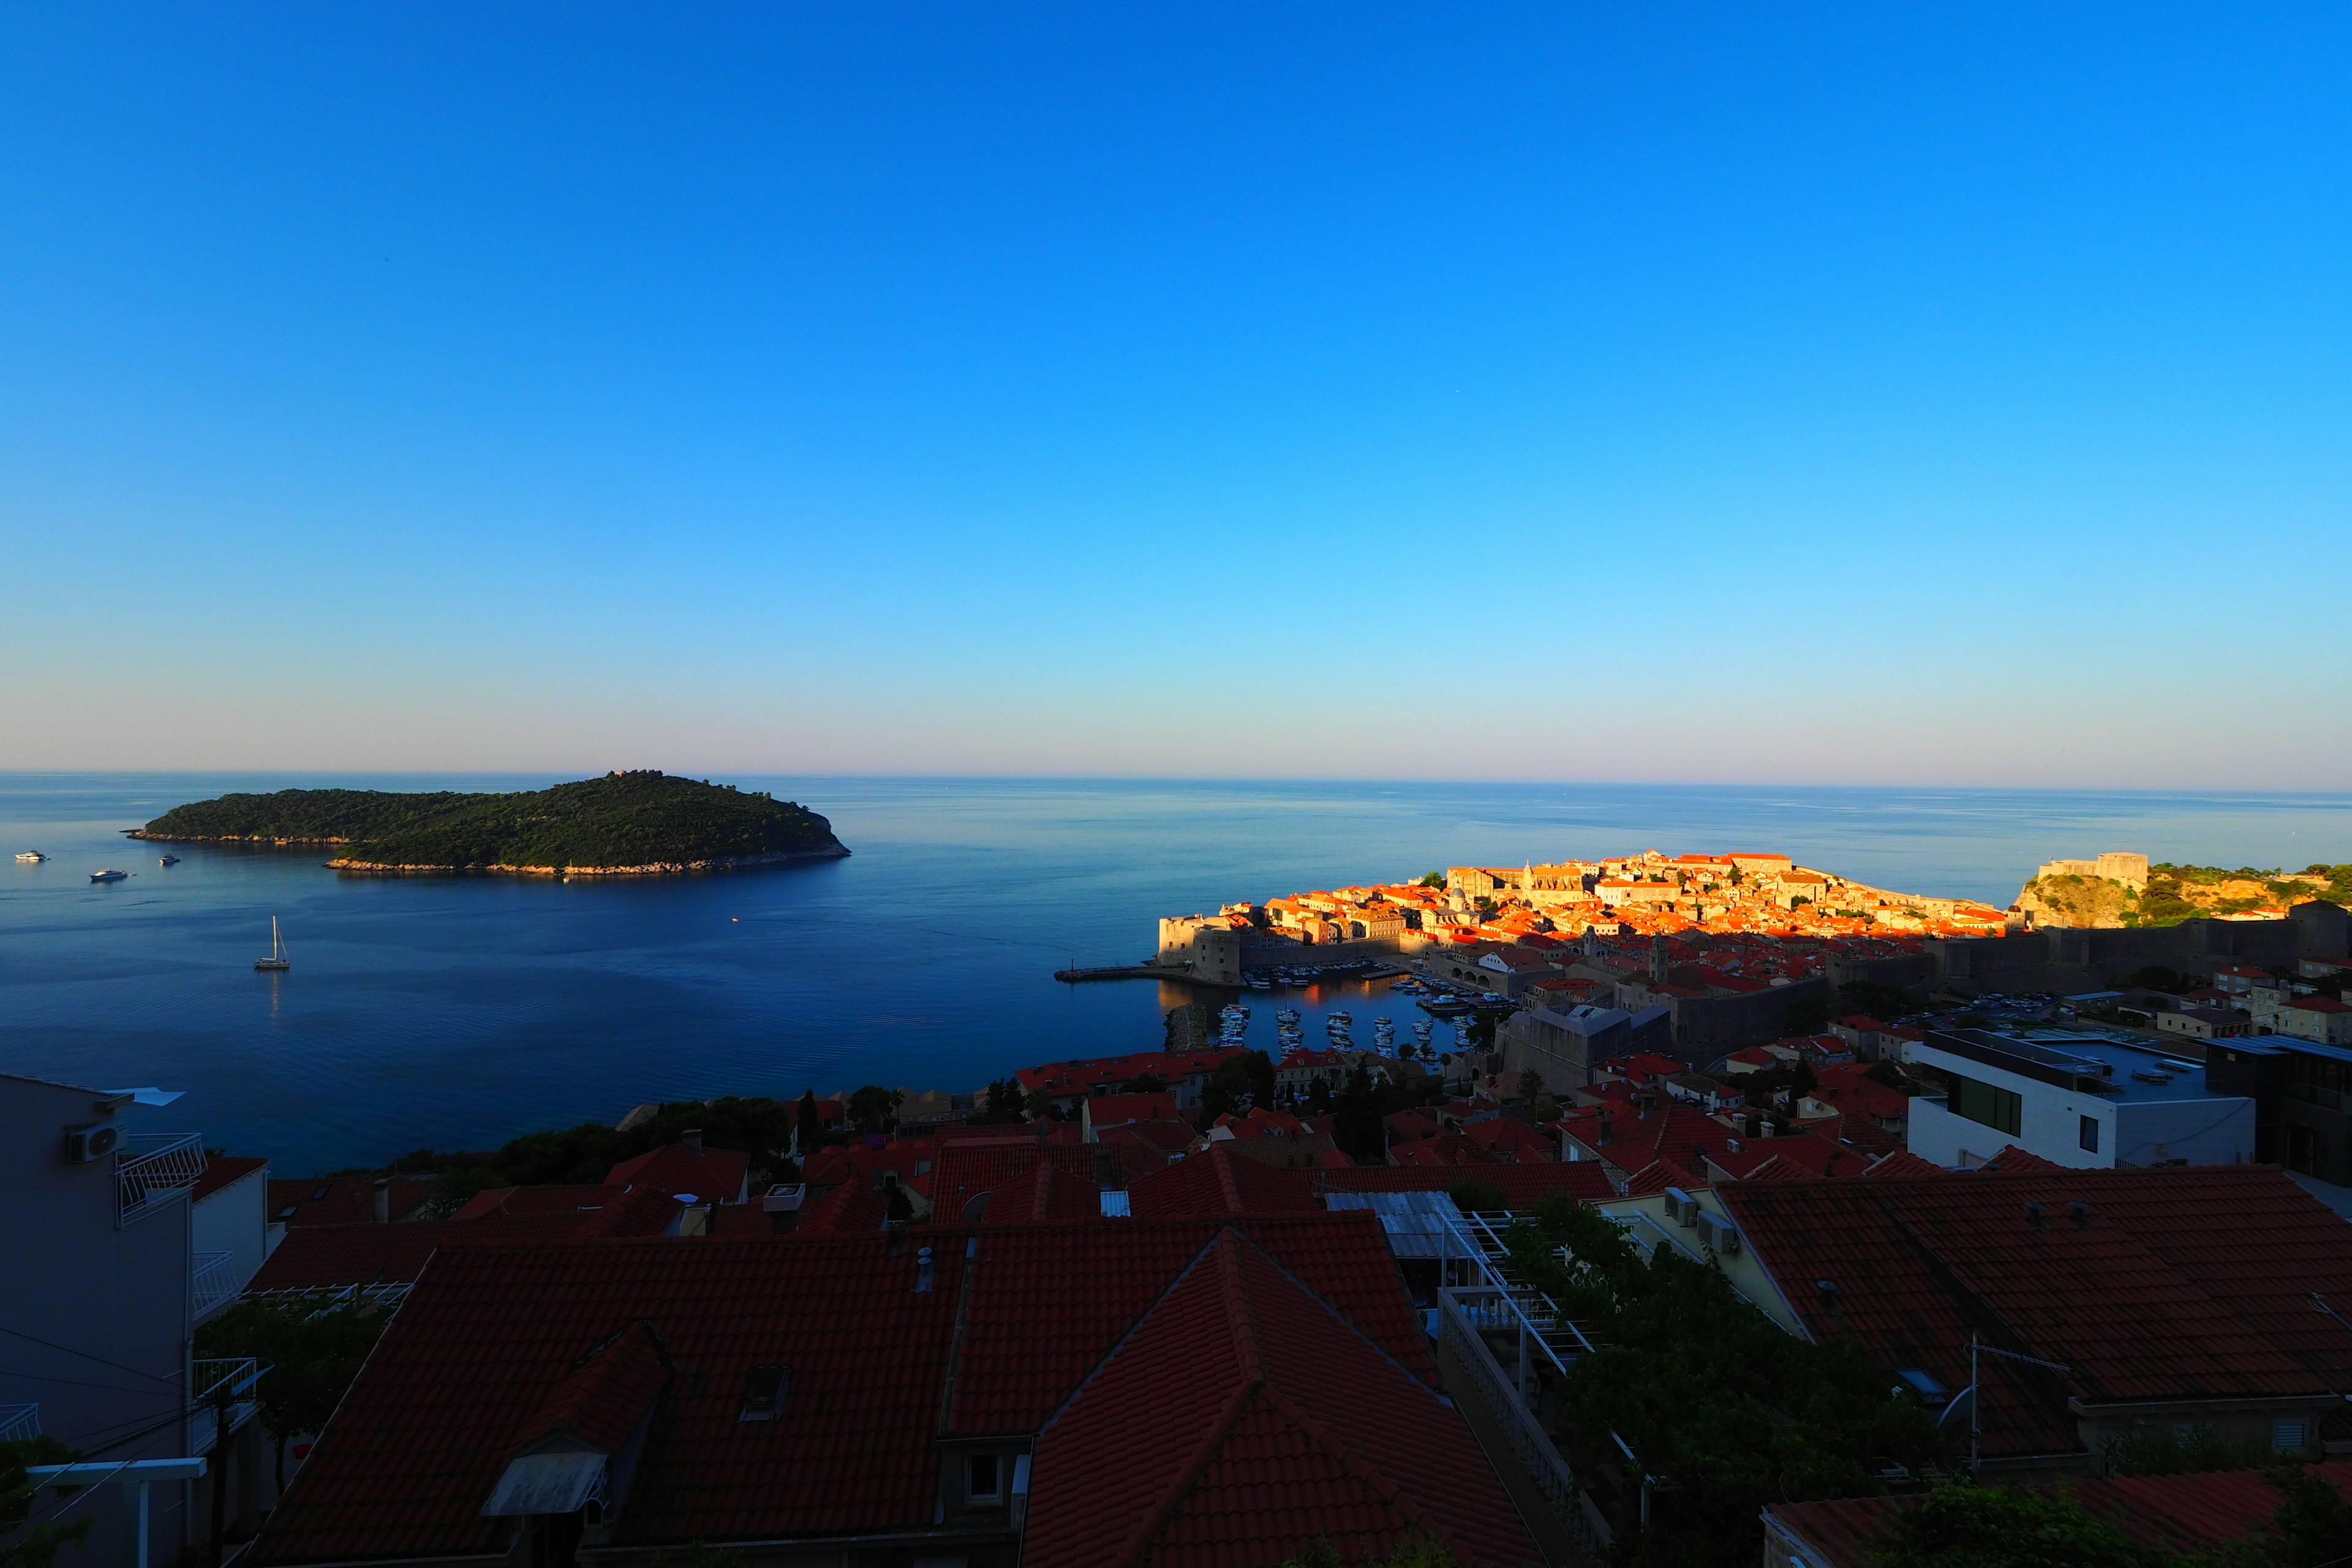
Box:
[118,1134,206,1227]
[1439,1287,1606,1561]
[191,1251,239,1322]
[0,1403,39,1443]
[239,1281,412,1313]
[190,1358,266,1457]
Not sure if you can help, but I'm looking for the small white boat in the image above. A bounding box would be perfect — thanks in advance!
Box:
[255,916,292,972]
[159,854,180,866]
[15,850,47,863]
[89,869,129,883]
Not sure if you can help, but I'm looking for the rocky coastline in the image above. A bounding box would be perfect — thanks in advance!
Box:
[322,846,850,877]
[124,832,852,878]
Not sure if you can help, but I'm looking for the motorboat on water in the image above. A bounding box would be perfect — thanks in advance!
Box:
[255,916,292,972]
[15,850,47,863]
[89,869,129,883]
[159,854,180,866]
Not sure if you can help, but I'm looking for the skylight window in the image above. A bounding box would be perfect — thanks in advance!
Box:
[738,1363,790,1422]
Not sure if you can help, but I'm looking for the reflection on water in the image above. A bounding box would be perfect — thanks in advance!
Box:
[2,772,2346,1171]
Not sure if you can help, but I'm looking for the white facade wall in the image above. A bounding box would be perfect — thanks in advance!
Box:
[190,1161,273,1297]
[2114,1098,2258,1167]
[1904,1041,2254,1170]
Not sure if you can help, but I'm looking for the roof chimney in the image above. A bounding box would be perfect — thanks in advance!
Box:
[683,1128,704,1157]
[1815,1279,1839,1314]
[2069,1201,2091,1229]
[2024,1201,2045,1231]
[372,1177,390,1224]
[914,1245,935,1293]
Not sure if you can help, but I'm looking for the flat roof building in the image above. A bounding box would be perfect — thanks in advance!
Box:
[1902,1025,2256,1170]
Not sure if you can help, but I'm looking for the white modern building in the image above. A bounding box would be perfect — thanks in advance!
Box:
[1902,1026,2255,1170]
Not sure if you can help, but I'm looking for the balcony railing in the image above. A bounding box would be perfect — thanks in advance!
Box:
[192,1251,239,1322]
[118,1134,206,1227]
[190,1358,266,1457]
[0,1404,39,1443]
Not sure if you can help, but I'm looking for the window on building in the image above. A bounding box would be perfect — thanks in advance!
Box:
[737,1363,790,1422]
[2274,1419,2310,1454]
[2079,1116,2099,1153]
[968,1452,1002,1502]
[1947,1072,2022,1137]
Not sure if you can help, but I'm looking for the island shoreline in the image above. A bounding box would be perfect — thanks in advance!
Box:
[123,829,850,878]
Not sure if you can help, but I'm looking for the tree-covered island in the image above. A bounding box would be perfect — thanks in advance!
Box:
[129,770,849,876]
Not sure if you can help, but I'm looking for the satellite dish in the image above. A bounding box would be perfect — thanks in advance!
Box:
[1937,1385,1977,1432]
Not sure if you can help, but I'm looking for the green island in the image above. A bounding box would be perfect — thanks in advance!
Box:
[129,770,848,876]
[2022,860,2352,930]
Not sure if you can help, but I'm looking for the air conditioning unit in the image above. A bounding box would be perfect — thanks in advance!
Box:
[1662,1186,1698,1226]
[64,1123,118,1164]
[1694,1209,1741,1254]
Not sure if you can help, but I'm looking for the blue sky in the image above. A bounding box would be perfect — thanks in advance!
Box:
[2,5,2347,785]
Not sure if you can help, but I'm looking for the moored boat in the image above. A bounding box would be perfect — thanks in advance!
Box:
[89,869,129,883]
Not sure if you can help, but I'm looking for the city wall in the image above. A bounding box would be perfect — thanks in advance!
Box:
[1927,903,2350,997]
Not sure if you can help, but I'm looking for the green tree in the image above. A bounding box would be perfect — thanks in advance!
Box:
[195,1296,390,1493]
[1281,1534,1457,1567]
[968,1079,1025,1126]
[1502,1194,1946,1565]
[846,1085,902,1136]
[796,1090,825,1150]
[1867,1484,2171,1568]
[1332,1065,1387,1164]
[1417,872,1446,889]
[1864,1059,1912,1091]
[2,1436,88,1568]
[1199,1051,1276,1125]
[2208,1463,2352,1567]
[1517,1068,1545,1104]
[1446,1178,1506,1213]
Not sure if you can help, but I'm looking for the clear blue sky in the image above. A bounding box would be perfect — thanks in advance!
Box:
[3,5,2347,785]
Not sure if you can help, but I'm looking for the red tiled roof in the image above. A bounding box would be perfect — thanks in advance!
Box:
[1389,1133,1504,1169]
[1768,1464,2352,1568]
[193,1155,268,1203]
[1022,1232,1538,1568]
[792,1182,892,1235]
[1087,1091,1181,1129]
[1456,1118,1556,1162]
[973,1161,1102,1225]
[248,1186,688,1291]
[938,1214,1432,1438]
[1126,1146,1322,1219]
[453,1183,621,1221]
[1858,1150,1945,1180]
[606,1143,751,1205]
[1717,1166,2352,1459]
[929,1140,1101,1224]
[248,1221,448,1291]
[516,1320,673,1455]
[247,1236,971,1564]
[267,1177,434,1226]
[1976,1144,2065,1173]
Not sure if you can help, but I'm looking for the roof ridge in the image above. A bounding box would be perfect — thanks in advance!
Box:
[1035,1226,1229,1436]
[1253,1378,1482,1567]
[1107,1377,1267,1567]
[1230,1224,1441,1392]
[1215,1146,1243,1214]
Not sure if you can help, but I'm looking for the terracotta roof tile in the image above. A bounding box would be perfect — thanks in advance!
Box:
[1022,1232,1539,1568]
[1718,1166,2352,1459]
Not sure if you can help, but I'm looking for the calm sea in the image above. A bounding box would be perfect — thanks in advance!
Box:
[3,773,2347,1173]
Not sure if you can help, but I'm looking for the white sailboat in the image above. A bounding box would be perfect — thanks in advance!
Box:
[255,916,292,972]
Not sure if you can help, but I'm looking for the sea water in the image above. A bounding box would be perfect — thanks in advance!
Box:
[2,772,2346,1172]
